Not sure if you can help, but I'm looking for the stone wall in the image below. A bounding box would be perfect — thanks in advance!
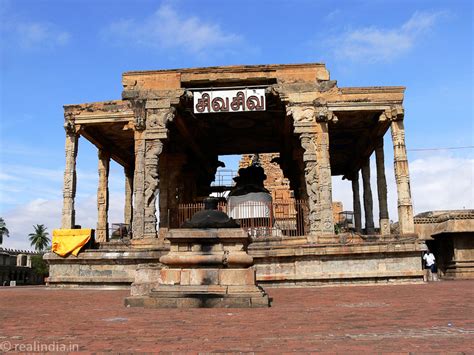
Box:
[415,210,474,279]
[0,248,42,285]
[249,239,423,286]
[44,248,167,288]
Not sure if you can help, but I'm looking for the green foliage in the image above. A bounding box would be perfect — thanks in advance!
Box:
[334,224,341,235]
[31,254,49,277]
[0,217,9,244]
[28,224,50,252]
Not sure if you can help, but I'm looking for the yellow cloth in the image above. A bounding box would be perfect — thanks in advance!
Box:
[52,229,92,257]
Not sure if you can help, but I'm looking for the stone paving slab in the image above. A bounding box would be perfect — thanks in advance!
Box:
[0,281,473,353]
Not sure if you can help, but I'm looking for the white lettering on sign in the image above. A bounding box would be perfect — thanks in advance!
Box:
[193,88,266,114]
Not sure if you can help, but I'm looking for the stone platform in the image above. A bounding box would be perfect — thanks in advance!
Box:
[250,234,425,286]
[44,241,167,288]
[44,234,425,288]
[125,228,270,308]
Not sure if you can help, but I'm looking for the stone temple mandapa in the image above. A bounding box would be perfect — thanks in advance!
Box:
[46,63,427,289]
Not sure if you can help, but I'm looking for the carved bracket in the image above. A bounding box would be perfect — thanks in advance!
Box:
[286,105,315,124]
[64,112,76,135]
[131,99,146,131]
[390,105,404,121]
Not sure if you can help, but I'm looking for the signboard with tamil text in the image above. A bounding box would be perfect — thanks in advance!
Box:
[193,88,266,114]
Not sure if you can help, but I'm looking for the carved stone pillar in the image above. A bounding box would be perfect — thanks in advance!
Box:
[375,138,390,235]
[143,139,163,238]
[124,167,133,228]
[314,119,335,237]
[131,99,174,240]
[293,106,334,240]
[61,117,79,229]
[132,134,146,238]
[391,113,415,234]
[351,173,362,233]
[361,159,375,235]
[96,149,110,243]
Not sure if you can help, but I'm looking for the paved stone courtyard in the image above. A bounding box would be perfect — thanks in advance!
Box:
[1,280,473,352]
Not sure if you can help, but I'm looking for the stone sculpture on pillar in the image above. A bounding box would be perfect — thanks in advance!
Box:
[289,104,335,242]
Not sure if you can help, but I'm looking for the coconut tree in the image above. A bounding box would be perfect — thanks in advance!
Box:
[0,217,9,244]
[28,224,50,252]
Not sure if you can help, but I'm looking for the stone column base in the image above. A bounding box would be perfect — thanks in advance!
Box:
[126,284,269,308]
[125,228,271,308]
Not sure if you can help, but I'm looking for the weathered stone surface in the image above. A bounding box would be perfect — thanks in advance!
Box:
[44,249,167,288]
[296,120,334,239]
[391,116,415,234]
[219,268,256,285]
[96,149,110,243]
[351,174,362,233]
[249,237,424,286]
[375,137,390,235]
[124,168,133,227]
[61,120,78,229]
[127,228,270,308]
[362,159,375,235]
[415,210,474,279]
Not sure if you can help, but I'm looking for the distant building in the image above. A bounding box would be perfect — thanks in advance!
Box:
[415,210,474,279]
[0,248,43,285]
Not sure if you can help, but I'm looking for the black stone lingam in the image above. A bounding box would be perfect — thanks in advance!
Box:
[182,197,239,228]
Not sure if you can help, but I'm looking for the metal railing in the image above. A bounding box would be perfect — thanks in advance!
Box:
[177,199,308,237]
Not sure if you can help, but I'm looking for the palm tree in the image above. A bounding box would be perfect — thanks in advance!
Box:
[29,224,50,252]
[0,217,9,244]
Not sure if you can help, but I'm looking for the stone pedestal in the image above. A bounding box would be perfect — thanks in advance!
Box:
[125,228,270,308]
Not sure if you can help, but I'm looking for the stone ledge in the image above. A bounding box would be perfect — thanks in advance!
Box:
[257,270,423,282]
[249,240,422,258]
[47,276,133,284]
[44,250,166,264]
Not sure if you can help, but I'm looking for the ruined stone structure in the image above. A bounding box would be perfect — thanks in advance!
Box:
[45,63,424,287]
[0,248,43,285]
[415,210,474,279]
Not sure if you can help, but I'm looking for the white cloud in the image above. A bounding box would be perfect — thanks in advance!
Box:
[410,154,473,213]
[1,193,125,251]
[1,19,71,50]
[15,22,70,49]
[101,4,243,56]
[329,11,446,62]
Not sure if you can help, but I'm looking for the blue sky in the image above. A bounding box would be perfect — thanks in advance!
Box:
[0,0,472,250]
